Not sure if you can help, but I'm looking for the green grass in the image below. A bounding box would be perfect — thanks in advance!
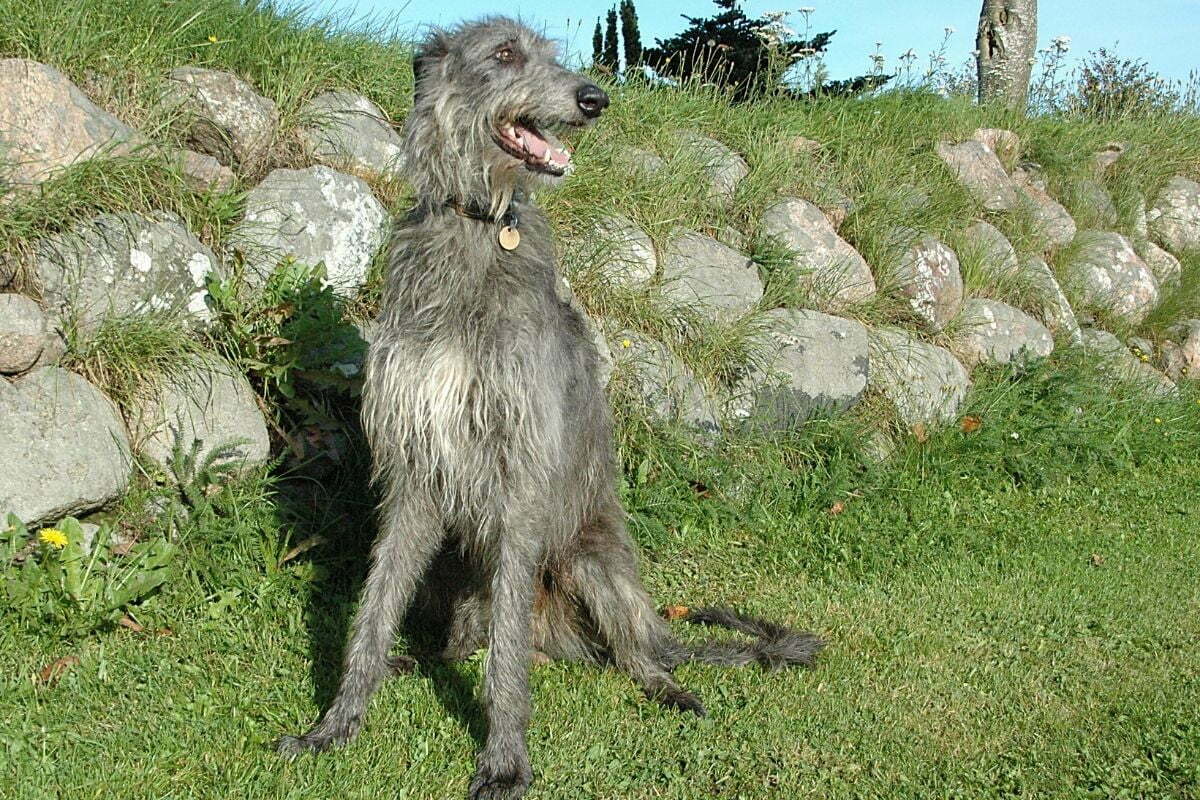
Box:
[3,357,1199,799]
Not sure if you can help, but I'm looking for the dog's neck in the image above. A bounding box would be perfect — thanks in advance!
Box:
[444,189,526,226]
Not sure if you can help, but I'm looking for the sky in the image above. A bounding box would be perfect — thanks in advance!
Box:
[316,0,1200,86]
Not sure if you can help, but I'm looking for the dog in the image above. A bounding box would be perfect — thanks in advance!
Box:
[278,18,823,800]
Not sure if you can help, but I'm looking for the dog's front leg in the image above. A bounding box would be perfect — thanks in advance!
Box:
[468,526,540,800]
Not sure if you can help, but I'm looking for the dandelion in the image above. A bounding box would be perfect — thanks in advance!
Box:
[207,35,218,44]
[1154,417,1163,424]
[621,339,632,349]
[39,528,68,549]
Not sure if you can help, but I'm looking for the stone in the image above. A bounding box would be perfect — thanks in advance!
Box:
[0,367,132,525]
[1161,341,1187,382]
[0,59,142,188]
[623,147,665,176]
[299,90,405,180]
[555,275,612,386]
[608,331,717,431]
[1093,142,1126,174]
[935,139,1019,211]
[869,327,970,427]
[588,214,656,286]
[0,294,47,374]
[1016,183,1076,249]
[677,131,748,200]
[34,211,222,332]
[1063,231,1159,324]
[1126,336,1154,358]
[788,136,822,154]
[954,299,1054,368]
[1170,319,1200,380]
[33,326,67,369]
[1149,175,1200,253]
[163,66,278,169]
[1012,161,1049,192]
[177,149,236,192]
[230,166,390,295]
[129,355,270,470]
[1143,241,1182,288]
[1079,328,1176,396]
[894,232,964,331]
[971,128,1020,169]
[960,220,1018,276]
[762,197,876,308]
[738,308,869,429]
[1073,178,1119,227]
[1021,258,1081,343]
[659,231,762,320]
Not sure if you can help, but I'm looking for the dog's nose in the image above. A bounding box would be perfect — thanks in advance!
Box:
[576,83,609,118]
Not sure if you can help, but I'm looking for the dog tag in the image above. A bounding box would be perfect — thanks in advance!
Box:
[498,225,521,250]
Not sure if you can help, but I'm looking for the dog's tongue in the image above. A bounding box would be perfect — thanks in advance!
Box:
[515,123,571,167]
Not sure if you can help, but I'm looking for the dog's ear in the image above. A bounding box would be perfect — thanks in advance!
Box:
[412,29,450,101]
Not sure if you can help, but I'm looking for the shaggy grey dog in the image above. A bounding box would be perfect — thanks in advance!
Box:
[278,18,823,800]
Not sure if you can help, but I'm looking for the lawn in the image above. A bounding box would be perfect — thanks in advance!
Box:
[3,358,1198,800]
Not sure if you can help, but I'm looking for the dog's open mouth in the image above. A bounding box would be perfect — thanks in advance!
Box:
[493,119,572,176]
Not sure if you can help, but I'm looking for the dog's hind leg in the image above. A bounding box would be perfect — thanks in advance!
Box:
[567,507,706,716]
[278,489,443,755]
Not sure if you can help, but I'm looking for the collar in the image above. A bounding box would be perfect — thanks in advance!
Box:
[445,194,522,230]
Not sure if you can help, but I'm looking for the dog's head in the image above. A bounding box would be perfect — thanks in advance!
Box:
[405,18,609,208]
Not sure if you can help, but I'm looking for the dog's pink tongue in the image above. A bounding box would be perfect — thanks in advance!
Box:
[516,124,571,166]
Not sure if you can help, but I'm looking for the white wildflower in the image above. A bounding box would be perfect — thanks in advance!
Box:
[945,25,956,35]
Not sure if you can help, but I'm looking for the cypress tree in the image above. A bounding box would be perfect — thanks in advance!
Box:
[603,8,619,72]
[592,19,603,67]
[620,0,642,71]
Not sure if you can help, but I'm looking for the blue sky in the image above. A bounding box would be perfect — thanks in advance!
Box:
[318,0,1199,85]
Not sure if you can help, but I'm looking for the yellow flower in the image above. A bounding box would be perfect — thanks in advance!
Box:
[207,35,219,43]
[621,339,632,349]
[1154,417,1162,424]
[39,528,68,549]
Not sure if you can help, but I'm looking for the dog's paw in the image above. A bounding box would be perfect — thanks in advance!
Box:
[468,755,532,800]
[658,687,707,717]
[276,726,352,757]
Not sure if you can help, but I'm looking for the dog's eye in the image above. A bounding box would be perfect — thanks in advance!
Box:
[495,47,516,64]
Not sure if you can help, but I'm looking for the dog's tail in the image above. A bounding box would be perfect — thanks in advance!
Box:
[664,607,825,670]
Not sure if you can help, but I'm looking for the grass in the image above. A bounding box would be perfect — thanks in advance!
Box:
[2,356,1199,799]
[5,1,1200,797]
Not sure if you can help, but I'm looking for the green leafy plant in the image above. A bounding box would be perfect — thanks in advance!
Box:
[2,515,175,635]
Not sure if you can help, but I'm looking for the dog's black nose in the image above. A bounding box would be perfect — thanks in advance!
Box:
[576,83,609,118]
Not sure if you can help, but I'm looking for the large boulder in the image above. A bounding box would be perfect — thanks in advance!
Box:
[34,211,222,332]
[299,90,405,180]
[1072,178,1119,227]
[1168,320,1200,380]
[587,214,656,287]
[954,299,1054,368]
[1022,258,1081,344]
[0,367,132,525]
[960,220,1018,277]
[608,331,718,431]
[162,67,278,169]
[869,328,970,427]
[676,131,748,201]
[1062,231,1159,324]
[738,308,869,429]
[129,356,270,470]
[1080,328,1176,397]
[659,231,762,320]
[0,59,142,188]
[761,197,876,308]
[1015,183,1076,250]
[230,166,390,295]
[1149,175,1200,253]
[1143,241,1182,288]
[0,294,48,374]
[894,233,964,331]
[935,139,1019,211]
[971,128,1020,169]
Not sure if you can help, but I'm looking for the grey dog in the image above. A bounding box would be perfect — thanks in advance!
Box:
[277,17,824,800]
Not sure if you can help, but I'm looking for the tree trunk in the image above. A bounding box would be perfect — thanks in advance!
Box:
[976,0,1037,110]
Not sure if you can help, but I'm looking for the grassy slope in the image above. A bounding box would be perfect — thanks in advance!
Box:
[3,2,1200,798]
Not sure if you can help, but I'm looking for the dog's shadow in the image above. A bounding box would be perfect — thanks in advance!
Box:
[285,443,490,750]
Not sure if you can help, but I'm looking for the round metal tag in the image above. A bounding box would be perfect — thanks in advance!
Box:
[498,226,521,250]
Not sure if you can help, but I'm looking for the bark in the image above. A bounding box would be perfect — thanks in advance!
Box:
[976,0,1038,110]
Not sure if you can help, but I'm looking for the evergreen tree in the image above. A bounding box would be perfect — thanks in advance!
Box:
[603,8,620,73]
[642,0,888,101]
[620,0,643,72]
[592,19,604,67]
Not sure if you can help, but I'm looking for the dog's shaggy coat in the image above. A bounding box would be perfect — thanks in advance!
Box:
[277,18,823,800]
